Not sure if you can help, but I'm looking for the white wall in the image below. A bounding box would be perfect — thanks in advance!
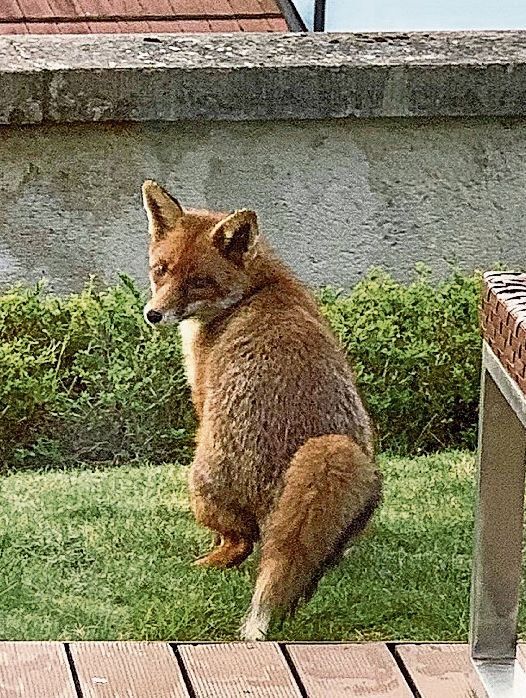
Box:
[1,117,525,292]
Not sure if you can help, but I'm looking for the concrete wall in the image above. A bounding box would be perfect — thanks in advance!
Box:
[1,32,526,291]
[1,117,526,291]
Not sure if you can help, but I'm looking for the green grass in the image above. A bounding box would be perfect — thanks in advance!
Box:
[0,450,517,642]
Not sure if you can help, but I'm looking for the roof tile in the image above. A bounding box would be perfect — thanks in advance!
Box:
[179,19,211,32]
[86,20,122,32]
[257,0,282,11]
[75,0,113,16]
[24,21,59,32]
[167,0,210,15]
[123,20,153,32]
[0,22,29,33]
[138,0,174,14]
[17,0,54,19]
[267,17,288,31]
[100,0,144,17]
[239,17,272,31]
[2,1,23,22]
[130,20,156,31]
[56,20,90,32]
[227,0,268,15]
[208,18,239,31]
[47,1,80,18]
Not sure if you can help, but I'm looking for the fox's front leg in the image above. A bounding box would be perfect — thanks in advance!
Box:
[189,488,258,569]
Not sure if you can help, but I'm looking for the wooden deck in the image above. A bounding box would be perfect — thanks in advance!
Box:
[1,641,524,697]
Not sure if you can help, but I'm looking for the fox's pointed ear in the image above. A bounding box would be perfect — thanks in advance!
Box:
[210,209,259,265]
[142,180,183,240]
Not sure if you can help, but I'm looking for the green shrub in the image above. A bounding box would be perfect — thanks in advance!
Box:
[319,267,482,454]
[0,269,482,470]
[0,277,194,471]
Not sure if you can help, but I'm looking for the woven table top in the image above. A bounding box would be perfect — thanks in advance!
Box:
[482,271,526,395]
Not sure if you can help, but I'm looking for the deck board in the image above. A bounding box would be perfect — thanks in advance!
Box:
[179,642,302,697]
[0,642,77,698]
[286,642,414,697]
[396,643,487,698]
[69,641,189,697]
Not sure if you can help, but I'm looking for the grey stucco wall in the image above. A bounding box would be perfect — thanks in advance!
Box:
[1,117,525,292]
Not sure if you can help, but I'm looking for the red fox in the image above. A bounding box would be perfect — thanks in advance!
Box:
[142,180,382,641]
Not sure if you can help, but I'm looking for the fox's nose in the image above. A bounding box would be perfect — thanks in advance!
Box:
[146,309,163,325]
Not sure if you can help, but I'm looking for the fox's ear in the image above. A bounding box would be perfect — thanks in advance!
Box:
[142,180,183,240]
[210,209,259,265]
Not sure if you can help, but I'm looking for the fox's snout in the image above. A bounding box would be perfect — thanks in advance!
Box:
[143,304,184,327]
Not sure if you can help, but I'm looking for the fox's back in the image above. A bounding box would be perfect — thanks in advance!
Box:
[196,285,373,511]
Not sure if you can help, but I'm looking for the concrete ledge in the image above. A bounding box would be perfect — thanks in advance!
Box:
[1,31,526,123]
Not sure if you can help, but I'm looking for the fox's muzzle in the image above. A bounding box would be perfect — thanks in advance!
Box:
[143,305,184,326]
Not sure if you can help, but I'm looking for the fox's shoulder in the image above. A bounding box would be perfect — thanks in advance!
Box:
[219,291,333,353]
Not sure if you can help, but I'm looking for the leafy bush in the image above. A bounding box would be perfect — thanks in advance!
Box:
[0,277,194,471]
[0,269,482,470]
[319,267,482,454]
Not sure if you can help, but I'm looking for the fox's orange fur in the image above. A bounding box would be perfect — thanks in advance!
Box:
[142,180,382,640]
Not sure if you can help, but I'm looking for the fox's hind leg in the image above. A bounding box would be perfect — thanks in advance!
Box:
[190,490,258,569]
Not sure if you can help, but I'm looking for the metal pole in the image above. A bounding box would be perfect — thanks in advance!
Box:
[313,0,326,31]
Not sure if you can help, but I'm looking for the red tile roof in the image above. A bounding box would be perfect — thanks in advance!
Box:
[0,0,291,34]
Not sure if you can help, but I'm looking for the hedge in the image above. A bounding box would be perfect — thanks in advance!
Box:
[0,269,482,471]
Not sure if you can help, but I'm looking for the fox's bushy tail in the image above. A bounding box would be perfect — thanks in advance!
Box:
[240,434,382,640]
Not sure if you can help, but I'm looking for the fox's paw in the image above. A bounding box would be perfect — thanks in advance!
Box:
[193,539,253,569]
[193,552,228,569]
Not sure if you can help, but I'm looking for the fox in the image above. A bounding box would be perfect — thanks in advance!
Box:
[142,180,382,641]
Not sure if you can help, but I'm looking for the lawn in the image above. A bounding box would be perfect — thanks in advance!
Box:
[0,450,512,642]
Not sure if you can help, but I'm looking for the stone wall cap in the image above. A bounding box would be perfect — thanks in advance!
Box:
[1,31,526,123]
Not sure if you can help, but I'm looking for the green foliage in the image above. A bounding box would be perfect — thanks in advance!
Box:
[0,268,482,470]
[0,277,194,471]
[319,267,482,454]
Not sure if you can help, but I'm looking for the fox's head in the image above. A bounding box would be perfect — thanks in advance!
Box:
[142,180,260,326]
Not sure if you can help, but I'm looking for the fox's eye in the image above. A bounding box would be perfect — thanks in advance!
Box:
[153,263,167,277]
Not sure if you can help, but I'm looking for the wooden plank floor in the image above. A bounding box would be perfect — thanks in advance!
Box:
[1,642,525,697]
